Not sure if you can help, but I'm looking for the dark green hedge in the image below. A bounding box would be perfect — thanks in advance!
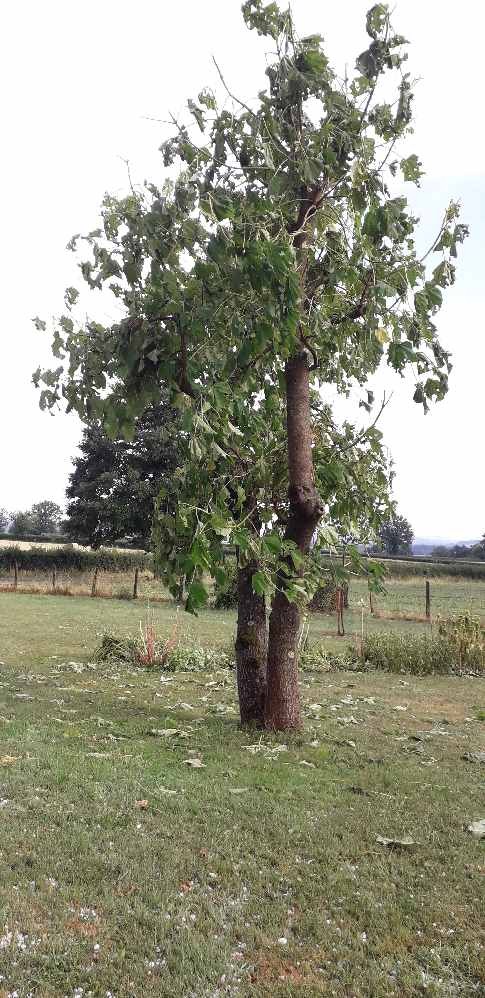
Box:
[0,545,151,573]
[0,533,71,544]
[377,557,485,580]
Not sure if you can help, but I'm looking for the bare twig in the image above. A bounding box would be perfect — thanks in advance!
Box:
[212,57,256,118]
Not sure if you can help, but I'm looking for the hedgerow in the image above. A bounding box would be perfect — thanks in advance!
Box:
[0,532,71,544]
[319,554,485,581]
[0,545,150,574]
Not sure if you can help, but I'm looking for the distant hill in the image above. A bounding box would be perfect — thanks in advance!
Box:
[412,537,480,556]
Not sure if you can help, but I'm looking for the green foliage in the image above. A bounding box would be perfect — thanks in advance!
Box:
[7,502,63,538]
[0,508,8,532]
[30,500,63,534]
[0,545,149,574]
[95,631,232,671]
[299,643,351,672]
[309,581,349,612]
[34,1,467,616]
[212,558,239,608]
[356,624,484,676]
[64,401,180,548]
[375,514,414,556]
[369,556,485,580]
[472,534,485,560]
[9,510,34,536]
[437,612,484,670]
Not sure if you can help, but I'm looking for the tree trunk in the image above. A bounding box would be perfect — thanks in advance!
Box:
[265,352,323,730]
[235,562,267,727]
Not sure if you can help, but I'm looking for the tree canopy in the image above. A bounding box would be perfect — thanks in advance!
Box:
[7,502,63,537]
[376,513,414,556]
[64,401,179,548]
[30,500,63,535]
[34,1,467,728]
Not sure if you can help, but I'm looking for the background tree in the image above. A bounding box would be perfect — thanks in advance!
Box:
[9,510,34,536]
[0,509,9,532]
[376,514,414,556]
[471,535,485,560]
[30,500,63,535]
[34,1,467,730]
[65,401,179,548]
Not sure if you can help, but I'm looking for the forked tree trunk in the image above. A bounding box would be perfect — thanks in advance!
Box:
[265,352,323,730]
[236,561,267,727]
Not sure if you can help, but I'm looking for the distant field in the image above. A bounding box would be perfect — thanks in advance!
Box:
[1,565,484,632]
[0,587,477,670]
[350,576,485,622]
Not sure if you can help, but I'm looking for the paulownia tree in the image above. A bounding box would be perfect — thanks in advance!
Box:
[34,1,467,729]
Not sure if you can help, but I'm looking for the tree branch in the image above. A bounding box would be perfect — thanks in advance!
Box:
[335,394,392,457]
[212,57,256,119]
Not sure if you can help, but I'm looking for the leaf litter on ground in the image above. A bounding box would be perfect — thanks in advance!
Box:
[376,835,416,849]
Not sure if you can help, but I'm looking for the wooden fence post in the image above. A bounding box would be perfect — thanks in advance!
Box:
[52,568,57,592]
[369,587,374,615]
[336,587,345,636]
[425,579,431,620]
[14,560,18,590]
[133,567,139,600]
[91,567,98,598]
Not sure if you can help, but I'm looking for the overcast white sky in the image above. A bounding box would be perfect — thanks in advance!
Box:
[1,0,483,540]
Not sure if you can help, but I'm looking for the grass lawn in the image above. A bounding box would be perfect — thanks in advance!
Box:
[0,592,484,995]
[0,590,437,669]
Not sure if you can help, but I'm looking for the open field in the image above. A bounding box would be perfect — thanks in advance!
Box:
[0,592,439,668]
[351,576,485,623]
[0,590,484,996]
[0,567,484,667]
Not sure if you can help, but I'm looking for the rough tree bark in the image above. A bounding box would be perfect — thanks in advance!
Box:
[264,351,323,730]
[235,560,267,727]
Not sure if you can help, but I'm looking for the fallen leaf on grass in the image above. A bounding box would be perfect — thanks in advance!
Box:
[229,787,249,794]
[462,752,485,764]
[376,835,416,849]
[467,819,485,840]
[135,799,149,809]
[184,758,206,768]
[299,760,316,769]
[393,705,408,712]
[245,743,288,758]
[149,728,184,738]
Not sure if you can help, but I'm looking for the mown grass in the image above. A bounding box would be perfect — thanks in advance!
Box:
[0,592,484,996]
